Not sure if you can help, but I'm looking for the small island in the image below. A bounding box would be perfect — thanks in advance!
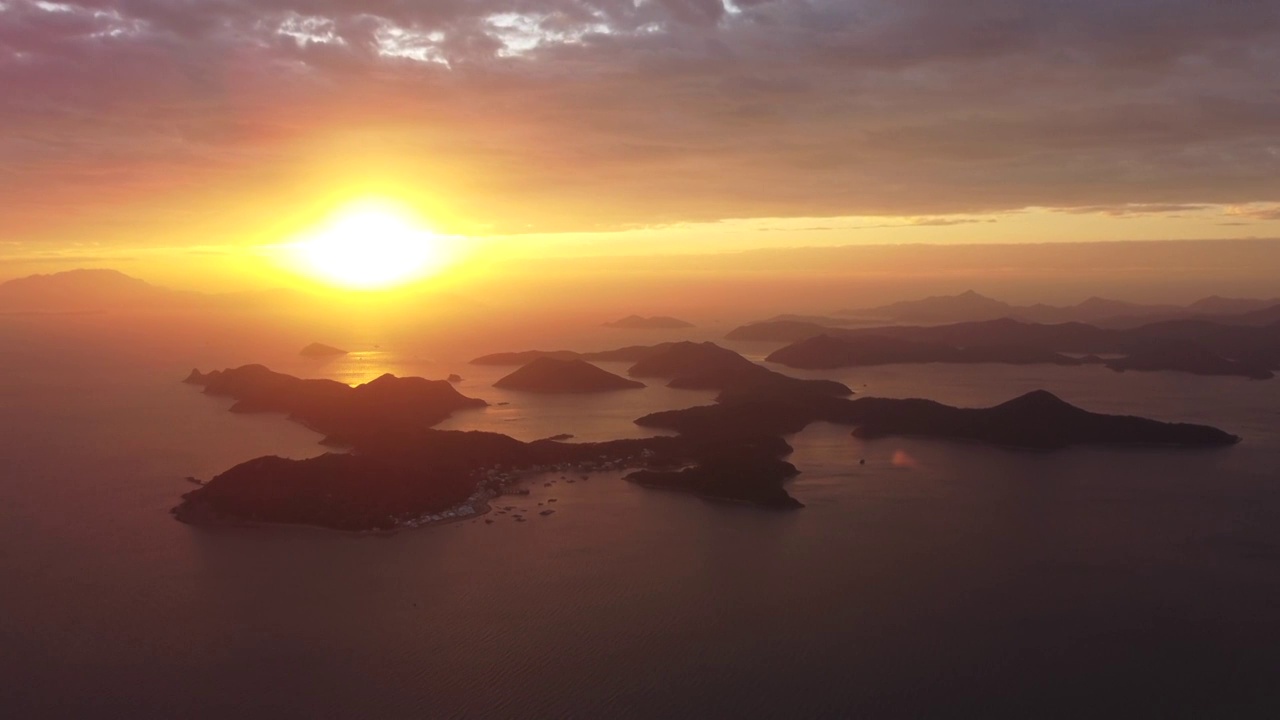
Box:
[494,357,646,394]
[604,315,695,329]
[300,342,348,357]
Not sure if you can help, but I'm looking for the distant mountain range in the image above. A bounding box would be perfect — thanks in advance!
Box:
[729,315,1280,380]
[841,290,1280,328]
[0,269,286,313]
[0,268,485,313]
[603,315,695,329]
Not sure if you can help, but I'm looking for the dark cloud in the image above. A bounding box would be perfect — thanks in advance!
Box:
[2,0,1280,241]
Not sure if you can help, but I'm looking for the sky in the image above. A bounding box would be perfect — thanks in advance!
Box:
[3,0,1280,289]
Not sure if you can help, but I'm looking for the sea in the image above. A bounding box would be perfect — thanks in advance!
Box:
[1,310,1278,718]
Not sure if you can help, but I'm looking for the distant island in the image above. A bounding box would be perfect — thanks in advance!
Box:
[0,267,300,314]
[837,289,1280,328]
[627,341,852,396]
[300,342,348,357]
[766,333,1092,370]
[470,344,673,366]
[1105,340,1275,380]
[473,341,852,395]
[0,268,182,312]
[604,315,695,329]
[728,317,1280,380]
[176,342,1241,530]
[494,357,646,394]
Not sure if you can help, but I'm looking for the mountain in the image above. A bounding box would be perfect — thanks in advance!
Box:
[1105,340,1275,380]
[766,333,1089,370]
[729,317,1280,378]
[603,315,695,329]
[0,269,184,312]
[627,341,851,396]
[730,317,1120,349]
[843,390,1240,449]
[470,344,674,366]
[638,389,1240,451]
[1215,303,1280,327]
[843,290,1014,324]
[0,268,488,316]
[184,365,487,445]
[726,320,838,343]
[1188,296,1280,315]
[300,343,349,357]
[494,358,646,393]
[836,290,1280,328]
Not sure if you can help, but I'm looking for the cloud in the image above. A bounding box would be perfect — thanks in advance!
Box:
[1226,203,1280,221]
[1063,204,1216,217]
[2,0,1280,242]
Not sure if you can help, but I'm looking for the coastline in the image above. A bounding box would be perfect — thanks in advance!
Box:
[172,495,495,536]
[624,475,805,510]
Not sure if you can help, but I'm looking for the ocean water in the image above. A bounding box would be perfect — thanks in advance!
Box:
[1,312,1279,718]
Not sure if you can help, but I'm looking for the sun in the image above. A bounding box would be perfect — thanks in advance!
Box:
[286,200,452,290]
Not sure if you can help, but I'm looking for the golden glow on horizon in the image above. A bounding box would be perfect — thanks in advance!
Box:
[285,200,455,289]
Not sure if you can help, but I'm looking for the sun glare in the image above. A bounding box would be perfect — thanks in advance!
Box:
[287,201,452,289]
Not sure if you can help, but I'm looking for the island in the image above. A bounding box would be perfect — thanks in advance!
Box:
[175,356,1240,531]
[494,357,646,394]
[475,341,852,395]
[1105,340,1275,380]
[469,343,673,366]
[625,452,803,510]
[627,341,852,396]
[300,342,348,357]
[837,289,1280,327]
[183,364,486,444]
[604,315,695,329]
[637,389,1241,451]
[177,364,808,526]
[727,317,1280,379]
[766,333,1092,370]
